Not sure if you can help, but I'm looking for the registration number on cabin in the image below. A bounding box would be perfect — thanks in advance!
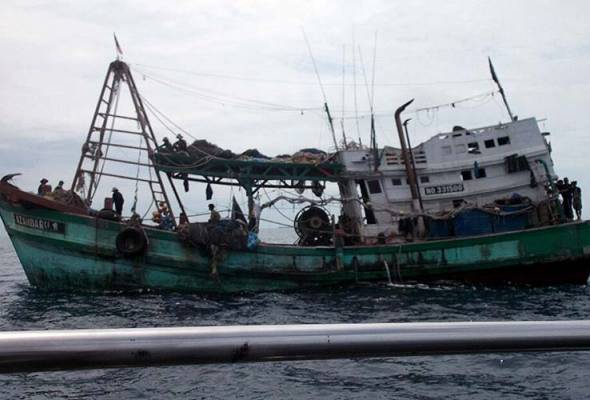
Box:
[424,183,464,196]
[14,214,65,234]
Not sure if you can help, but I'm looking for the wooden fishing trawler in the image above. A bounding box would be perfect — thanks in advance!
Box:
[1,59,589,293]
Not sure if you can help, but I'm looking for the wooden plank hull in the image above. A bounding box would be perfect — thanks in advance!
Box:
[1,197,589,293]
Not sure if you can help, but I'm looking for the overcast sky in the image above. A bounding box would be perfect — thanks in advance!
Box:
[1,0,590,236]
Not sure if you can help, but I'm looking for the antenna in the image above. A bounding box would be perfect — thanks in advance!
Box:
[488,57,515,121]
[340,44,348,148]
[352,30,362,146]
[359,46,379,170]
[370,31,378,110]
[301,27,339,150]
[370,32,378,170]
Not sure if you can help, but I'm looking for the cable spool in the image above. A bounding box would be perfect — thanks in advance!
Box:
[294,206,332,246]
[116,226,148,257]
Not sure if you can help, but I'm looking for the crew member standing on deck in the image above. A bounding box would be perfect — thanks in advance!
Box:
[572,181,583,220]
[208,204,220,225]
[562,177,574,220]
[112,187,124,216]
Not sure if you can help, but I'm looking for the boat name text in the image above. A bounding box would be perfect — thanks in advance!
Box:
[14,214,65,234]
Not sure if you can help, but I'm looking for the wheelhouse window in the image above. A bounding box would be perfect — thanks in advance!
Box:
[391,178,402,186]
[367,180,382,194]
[484,139,496,148]
[505,154,529,173]
[461,170,473,181]
[467,142,480,154]
[498,136,511,146]
[420,176,430,183]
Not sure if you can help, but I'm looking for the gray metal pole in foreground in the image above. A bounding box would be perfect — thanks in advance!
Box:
[2,321,590,373]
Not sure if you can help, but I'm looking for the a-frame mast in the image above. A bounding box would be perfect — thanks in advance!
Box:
[71,60,186,224]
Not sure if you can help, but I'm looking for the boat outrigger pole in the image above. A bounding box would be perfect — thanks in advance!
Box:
[488,57,516,122]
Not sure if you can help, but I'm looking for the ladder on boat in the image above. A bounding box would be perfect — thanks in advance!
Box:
[71,60,185,223]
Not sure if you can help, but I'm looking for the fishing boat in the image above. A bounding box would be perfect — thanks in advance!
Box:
[1,59,589,293]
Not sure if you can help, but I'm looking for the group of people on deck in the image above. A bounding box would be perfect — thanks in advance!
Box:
[556,177,582,220]
[37,179,65,197]
[158,134,187,153]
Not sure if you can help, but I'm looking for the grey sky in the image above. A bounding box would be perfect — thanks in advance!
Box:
[1,0,590,236]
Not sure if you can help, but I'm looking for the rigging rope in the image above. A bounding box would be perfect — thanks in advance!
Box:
[130,135,143,214]
[262,188,294,223]
[411,90,498,113]
[338,90,499,121]
[133,67,318,112]
[130,61,492,87]
[140,95,219,164]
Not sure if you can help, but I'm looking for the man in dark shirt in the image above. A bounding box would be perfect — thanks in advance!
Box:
[173,134,188,152]
[112,187,124,216]
[208,204,220,224]
[53,180,65,195]
[37,178,51,196]
[562,178,574,220]
[158,137,173,152]
[572,181,583,220]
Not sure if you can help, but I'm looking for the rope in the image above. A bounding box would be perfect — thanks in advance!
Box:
[262,188,294,223]
[411,90,498,114]
[130,135,142,213]
[134,67,318,112]
[129,61,492,87]
[259,217,293,228]
[141,95,196,140]
[140,95,219,165]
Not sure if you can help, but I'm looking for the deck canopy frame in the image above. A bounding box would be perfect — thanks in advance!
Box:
[154,154,344,223]
[154,155,343,189]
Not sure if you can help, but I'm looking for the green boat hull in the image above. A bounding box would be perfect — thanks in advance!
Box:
[1,198,590,293]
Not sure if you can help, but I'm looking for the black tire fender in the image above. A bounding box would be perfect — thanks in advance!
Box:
[116,227,148,257]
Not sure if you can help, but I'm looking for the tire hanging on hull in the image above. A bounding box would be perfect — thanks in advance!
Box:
[116,226,148,257]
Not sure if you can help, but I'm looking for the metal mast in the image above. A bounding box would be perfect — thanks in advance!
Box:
[71,60,184,224]
[488,57,515,122]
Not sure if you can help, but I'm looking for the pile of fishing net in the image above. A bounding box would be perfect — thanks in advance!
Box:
[185,140,328,164]
[177,219,248,250]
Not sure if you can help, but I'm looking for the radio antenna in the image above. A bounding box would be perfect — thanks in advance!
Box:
[301,27,339,150]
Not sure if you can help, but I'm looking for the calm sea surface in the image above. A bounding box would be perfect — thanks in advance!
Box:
[0,234,590,399]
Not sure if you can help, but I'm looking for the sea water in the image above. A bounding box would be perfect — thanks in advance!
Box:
[0,234,589,399]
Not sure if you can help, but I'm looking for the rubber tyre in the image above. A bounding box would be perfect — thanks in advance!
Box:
[116,227,148,257]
